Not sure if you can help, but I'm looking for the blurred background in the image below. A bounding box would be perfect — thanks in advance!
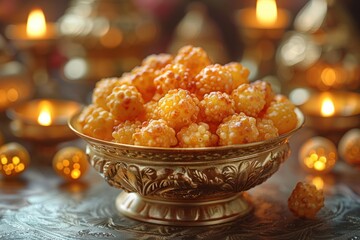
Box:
[1,0,359,100]
[0,0,359,142]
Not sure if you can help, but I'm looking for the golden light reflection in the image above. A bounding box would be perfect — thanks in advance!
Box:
[53,147,89,181]
[256,0,278,26]
[321,67,336,87]
[0,143,30,177]
[7,88,19,102]
[12,156,20,165]
[311,176,324,190]
[27,9,47,38]
[1,156,8,164]
[37,101,53,126]
[0,88,20,107]
[306,174,335,192]
[321,97,335,117]
[299,137,337,174]
[0,90,6,106]
[100,28,123,48]
[304,151,326,171]
[339,129,360,168]
[71,169,81,179]
[303,149,336,173]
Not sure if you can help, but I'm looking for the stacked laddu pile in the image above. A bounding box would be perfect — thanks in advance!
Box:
[78,45,298,148]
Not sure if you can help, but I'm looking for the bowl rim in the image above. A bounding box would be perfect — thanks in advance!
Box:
[68,108,304,152]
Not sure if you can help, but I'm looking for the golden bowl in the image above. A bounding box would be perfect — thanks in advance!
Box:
[69,108,304,226]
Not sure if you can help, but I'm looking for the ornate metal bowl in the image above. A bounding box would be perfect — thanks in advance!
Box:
[69,109,304,226]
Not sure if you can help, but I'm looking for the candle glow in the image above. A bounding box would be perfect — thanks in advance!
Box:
[26,9,47,38]
[321,97,335,117]
[37,101,53,126]
[256,0,278,26]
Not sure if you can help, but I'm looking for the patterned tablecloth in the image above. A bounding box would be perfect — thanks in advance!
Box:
[1,128,360,240]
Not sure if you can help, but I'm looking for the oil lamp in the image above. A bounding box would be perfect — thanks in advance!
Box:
[6,99,82,164]
[5,8,59,97]
[299,91,360,132]
[6,8,57,42]
[235,0,291,81]
[7,99,82,142]
[236,0,290,30]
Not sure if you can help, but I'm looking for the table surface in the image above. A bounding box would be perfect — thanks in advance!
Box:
[1,128,360,240]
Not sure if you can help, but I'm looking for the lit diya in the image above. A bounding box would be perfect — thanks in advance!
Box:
[299,91,360,132]
[7,99,82,142]
[236,0,290,30]
[6,8,57,42]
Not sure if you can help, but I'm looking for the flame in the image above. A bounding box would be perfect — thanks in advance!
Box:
[321,97,335,117]
[37,101,52,126]
[256,0,278,26]
[26,9,47,38]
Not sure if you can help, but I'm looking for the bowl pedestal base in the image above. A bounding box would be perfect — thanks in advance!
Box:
[116,191,252,226]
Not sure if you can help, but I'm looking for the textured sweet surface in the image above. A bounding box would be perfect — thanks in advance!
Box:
[78,45,298,148]
[177,122,218,147]
[288,182,325,219]
[133,119,177,147]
